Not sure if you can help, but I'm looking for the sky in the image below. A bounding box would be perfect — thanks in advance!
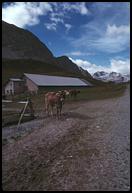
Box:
[2,2,130,75]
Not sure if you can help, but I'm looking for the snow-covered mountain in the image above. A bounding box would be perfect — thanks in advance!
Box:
[93,71,130,83]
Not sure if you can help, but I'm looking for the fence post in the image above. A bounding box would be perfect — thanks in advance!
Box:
[28,98,35,118]
[17,100,29,131]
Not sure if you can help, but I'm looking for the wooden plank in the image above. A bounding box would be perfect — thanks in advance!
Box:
[2,100,12,103]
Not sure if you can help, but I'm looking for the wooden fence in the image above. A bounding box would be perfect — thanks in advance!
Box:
[2,98,35,128]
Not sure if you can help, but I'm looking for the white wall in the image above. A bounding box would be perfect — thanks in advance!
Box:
[5,81,14,95]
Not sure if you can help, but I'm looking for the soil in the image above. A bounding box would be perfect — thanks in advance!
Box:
[2,86,130,191]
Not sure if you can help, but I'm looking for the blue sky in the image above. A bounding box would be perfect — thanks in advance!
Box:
[2,2,130,75]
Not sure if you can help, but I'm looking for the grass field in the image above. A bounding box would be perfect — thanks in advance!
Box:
[2,83,128,127]
[31,83,128,110]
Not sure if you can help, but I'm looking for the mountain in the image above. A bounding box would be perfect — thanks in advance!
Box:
[93,71,109,81]
[54,56,81,74]
[2,21,92,82]
[2,21,54,62]
[78,66,92,77]
[93,71,130,83]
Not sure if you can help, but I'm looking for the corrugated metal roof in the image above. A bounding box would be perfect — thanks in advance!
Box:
[24,73,92,86]
[80,79,93,86]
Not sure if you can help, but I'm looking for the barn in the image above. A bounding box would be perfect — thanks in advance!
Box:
[23,73,93,94]
[4,78,25,95]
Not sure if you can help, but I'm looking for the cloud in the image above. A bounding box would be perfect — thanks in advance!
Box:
[50,16,64,24]
[70,3,130,54]
[72,24,130,54]
[62,2,89,15]
[47,3,89,32]
[110,59,130,74]
[70,58,109,74]
[79,2,89,15]
[106,24,129,36]
[2,2,52,28]
[45,21,72,33]
[2,2,89,30]
[66,51,95,56]
[64,23,72,32]
[44,23,57,31]
[70,57,130,75]
[2,2,68,32]
[94,24,130,53]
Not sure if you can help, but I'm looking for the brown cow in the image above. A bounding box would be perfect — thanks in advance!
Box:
[45,91,65,118]
[57,90,70,100]
[55,93,65,118]
[69,89,80,99]
[45,92,56,115]
[64,90,70,97]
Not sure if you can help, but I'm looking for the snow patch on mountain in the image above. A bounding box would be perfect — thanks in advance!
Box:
[93,71,130,83]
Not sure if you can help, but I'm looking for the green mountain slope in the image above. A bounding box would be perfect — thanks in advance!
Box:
[2,21,104,86]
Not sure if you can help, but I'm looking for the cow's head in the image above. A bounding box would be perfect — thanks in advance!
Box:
[56,92,65,104]
[64,90,70,96]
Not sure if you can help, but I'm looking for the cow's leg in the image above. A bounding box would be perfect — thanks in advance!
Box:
[59,103,63,118]
[45,98,48,114]
[51,105,54,117]
[56,107,59,119]
[56,106,60,119]
[46,105,48,115]
[59,108,61,118]
[59,105,62,117]
[57,108,60,119]
[47,104,50,116]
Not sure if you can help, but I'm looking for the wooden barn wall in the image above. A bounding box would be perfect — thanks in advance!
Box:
[25,77,38,93]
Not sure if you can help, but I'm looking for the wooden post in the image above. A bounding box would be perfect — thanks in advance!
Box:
[16,100,29,131]
[28,98,35,118]
[15,98,35,134]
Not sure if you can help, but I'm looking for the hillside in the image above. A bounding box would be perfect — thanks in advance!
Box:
[3,59,104,86]
[2,21,54,62]
[2,21,103,86]
[2,59,82,84]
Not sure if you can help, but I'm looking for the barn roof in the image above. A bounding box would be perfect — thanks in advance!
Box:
[24,73,93,86]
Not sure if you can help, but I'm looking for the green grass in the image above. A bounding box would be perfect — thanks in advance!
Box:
[74,83,127,101]
[4,83,127,109]
[31,83,128,110]
[2,78,128,127]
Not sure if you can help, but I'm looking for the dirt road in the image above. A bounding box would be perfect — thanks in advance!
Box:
[2,86,130,191]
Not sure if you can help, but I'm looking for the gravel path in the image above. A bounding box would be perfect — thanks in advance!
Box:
[2,86,130,191]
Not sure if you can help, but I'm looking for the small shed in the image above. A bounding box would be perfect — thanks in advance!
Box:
[23,73,93,93]
[4,78,25,95]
